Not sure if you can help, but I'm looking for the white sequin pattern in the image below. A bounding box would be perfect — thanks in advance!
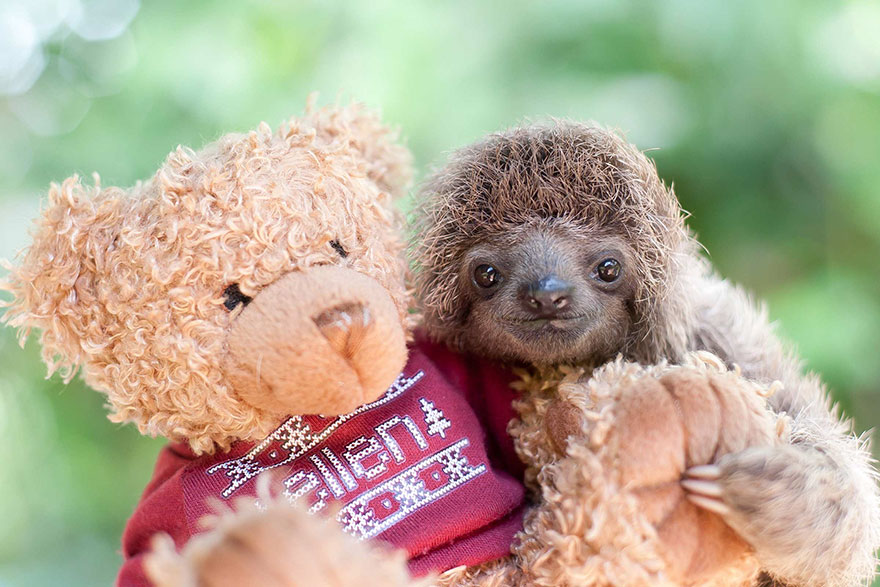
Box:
[206,368,489,543]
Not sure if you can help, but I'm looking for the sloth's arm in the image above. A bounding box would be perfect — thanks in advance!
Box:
[684,272,880,587]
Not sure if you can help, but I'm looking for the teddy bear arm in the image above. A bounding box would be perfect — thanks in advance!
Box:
[617,367,781,584]
[146,500,428,587]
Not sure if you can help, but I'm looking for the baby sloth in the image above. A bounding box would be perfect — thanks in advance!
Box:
[412,122,880,587]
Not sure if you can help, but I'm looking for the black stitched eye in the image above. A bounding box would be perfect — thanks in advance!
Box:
[330,240,348,258]
[223,284,252,311]
[473,264,501,288]
[595,258,621,283]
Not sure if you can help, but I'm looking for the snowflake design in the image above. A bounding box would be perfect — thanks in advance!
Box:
[439,450,472,480]
[340,505,376,539]
[281,418,319,454]
[419,398,451,439]
[393,476,429,508]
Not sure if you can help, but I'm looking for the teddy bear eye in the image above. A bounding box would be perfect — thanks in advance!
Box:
[329,240,348,258]
[223,284,253,311]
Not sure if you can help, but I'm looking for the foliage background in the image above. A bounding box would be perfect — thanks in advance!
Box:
[1,0,878,584]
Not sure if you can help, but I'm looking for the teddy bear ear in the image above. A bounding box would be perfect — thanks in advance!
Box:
[1,174,123,382]
[301,99,414,201]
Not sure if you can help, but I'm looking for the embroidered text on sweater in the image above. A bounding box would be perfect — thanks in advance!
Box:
[206,369,488,539]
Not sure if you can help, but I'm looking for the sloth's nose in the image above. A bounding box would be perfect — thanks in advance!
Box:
[520,275,573,317]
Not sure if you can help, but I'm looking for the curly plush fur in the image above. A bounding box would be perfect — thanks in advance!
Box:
[1,102,413,454]
[411,121,880,586]
[423,354,783,587]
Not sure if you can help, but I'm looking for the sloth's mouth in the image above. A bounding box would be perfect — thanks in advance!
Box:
[507,315,589,329]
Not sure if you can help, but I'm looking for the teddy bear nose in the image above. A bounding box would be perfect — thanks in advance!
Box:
[312,303,371,360]
[520,275,574,317]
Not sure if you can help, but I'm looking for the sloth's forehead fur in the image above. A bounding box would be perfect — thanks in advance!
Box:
[415,121,686,285]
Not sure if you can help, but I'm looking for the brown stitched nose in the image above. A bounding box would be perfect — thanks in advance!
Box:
[312,303,371,361]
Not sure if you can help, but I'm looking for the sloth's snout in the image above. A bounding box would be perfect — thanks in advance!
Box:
[313,303,371,361]
[520,275,574,317]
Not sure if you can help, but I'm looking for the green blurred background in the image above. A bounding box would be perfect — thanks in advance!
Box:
[1,0,878,584]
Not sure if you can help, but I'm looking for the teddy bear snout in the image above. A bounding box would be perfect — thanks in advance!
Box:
[312,302,372,362]
[222,266,408,419]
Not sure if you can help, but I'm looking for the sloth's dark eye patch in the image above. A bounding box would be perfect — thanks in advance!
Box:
[223,283,253,311]
[330,240,348,258]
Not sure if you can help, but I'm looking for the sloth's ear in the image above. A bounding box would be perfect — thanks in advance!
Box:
[1,174,124,381]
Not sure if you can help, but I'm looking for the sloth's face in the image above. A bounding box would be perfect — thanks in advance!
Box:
[457,222,637,365]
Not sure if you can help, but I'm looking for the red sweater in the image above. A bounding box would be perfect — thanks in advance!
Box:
[118,338,525,586]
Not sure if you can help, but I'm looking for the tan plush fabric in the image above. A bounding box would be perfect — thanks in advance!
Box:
[147,481,430,587]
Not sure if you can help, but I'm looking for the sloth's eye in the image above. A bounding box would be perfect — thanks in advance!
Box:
[474,264,501,288]
[330,240,348,258]
[595,258,622,283]
[223,283,253,311]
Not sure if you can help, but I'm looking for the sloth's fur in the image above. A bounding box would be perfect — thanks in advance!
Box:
[411,121,880,587]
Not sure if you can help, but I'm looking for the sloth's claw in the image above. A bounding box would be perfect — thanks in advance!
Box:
[684,464,722,480]
[686,493,731,517]
[682,474,730,516]
[681,478,724,497]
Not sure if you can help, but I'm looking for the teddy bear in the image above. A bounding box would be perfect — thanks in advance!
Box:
[0,101,530,585]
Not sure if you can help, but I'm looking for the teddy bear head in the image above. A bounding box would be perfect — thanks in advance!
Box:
[1,103,413,454]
